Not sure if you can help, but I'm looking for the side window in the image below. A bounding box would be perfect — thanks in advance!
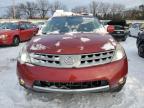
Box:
[25,23,33,29]
[20,24,27,30]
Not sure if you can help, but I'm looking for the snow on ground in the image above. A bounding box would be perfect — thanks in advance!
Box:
[0,37,144,108]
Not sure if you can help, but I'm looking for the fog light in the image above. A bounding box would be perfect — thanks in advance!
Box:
[119,77,124,84]
[20,78,25,85]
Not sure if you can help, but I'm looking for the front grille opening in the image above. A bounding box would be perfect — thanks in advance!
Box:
[95,59,100,62]
[33,80,109,89]
[55,61,60,64]
[82,55,86,58]
[109,51,113,54]
[48,61,54,63]
[88,55,93,58]
[108,57,112,59]
[102,58,107,61]
[87,60,93,63]
[55,56,59,58]
[41,60,47,62]
[102,53,107,55]
[47,55,53,58]
[95,54,101,57]
[81,61,86,64]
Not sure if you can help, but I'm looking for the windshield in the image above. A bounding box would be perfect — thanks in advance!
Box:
[42,16,103,34]
[0,23,19,30]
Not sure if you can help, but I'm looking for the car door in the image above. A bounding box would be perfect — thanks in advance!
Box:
[25,23,34,39]
[19,23,27,41]
[20,22,33,41]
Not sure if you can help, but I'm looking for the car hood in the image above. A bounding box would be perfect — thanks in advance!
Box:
[27,33,117,54]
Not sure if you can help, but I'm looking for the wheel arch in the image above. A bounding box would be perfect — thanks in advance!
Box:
[13,35,20,41]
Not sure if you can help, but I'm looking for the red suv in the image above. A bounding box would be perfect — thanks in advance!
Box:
[17,16,128,93]
[0,21,39,46]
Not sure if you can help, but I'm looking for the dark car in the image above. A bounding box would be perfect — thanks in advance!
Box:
[137,32,144,58]
[107,20,128,41]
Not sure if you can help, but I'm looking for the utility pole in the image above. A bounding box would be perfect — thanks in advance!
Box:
[12,0,16,19]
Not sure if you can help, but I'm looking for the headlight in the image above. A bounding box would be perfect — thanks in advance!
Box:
[0,34,8,40]
[112,44,125,61]
[18,45,31,64]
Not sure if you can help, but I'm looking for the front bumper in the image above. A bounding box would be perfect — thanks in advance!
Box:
[0,38,12,46]
[33,85,110,93]
[17,57,128,93]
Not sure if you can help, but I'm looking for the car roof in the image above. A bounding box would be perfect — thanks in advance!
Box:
[52,15,96,18]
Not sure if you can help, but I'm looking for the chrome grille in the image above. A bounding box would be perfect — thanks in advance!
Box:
[80,50,114,67]
[30,54,61,67]
[30,50,115,68]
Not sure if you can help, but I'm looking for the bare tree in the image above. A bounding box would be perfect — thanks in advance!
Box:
[50,0,67,15]
[72,6,88,14]
[109,3,125,19]
[6,6,15,18]
[139,4,144,11]
[139,4,144,18]
[6,6,21,18]
[18,1,38,19]
[110,3,125,13]
[37,0,50,19]
[89,1,126,19]
[89,1,99,17]
[100,2,110,14]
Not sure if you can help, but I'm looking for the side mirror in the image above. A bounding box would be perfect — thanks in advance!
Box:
[107,25,115,33]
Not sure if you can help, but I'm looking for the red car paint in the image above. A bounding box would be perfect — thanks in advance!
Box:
[17,16,128,93]
[0,21,39,45]
[17,57,127,88]
[27,33,116,54]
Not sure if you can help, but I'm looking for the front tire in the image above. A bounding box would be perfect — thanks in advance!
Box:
[111,78,126,92]
[111,85,124,92]
[128,31,131,36]
[138,43,144,58]
[121,36,127,41]
[13,37,20,46]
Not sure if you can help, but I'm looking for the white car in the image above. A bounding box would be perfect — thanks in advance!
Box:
[129,23,144,37]
[37,21,47,35]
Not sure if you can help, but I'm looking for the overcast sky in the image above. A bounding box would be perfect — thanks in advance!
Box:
[0,0,143,8]
[0,0,143,16]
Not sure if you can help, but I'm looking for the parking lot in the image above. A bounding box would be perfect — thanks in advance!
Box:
[0,36,144,108]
